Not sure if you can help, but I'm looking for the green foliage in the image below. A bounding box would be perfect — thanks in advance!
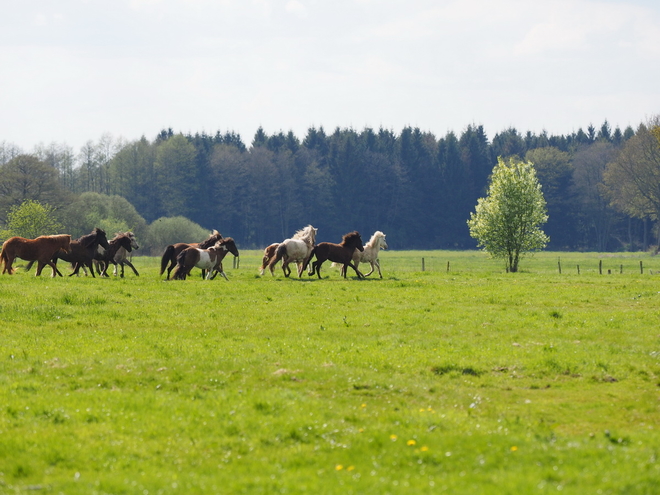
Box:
[468,157,549,272]
[144,216,213,254]
[0,200,63,241]
[1,250,660,493]
[60,192,147,241]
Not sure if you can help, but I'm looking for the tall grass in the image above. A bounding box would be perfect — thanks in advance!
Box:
[1,250,659,493]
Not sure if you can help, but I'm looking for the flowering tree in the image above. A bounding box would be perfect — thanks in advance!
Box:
[468,157,549,272]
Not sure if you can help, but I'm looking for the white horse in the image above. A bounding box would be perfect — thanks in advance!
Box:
[337,231,388,278]
[266,225,317,277]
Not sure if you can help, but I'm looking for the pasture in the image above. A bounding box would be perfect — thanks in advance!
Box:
[1,250,659,494]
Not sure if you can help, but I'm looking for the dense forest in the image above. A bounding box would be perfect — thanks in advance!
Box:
[1,119,659,253]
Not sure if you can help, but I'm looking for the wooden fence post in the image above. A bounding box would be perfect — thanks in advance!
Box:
[577,265,580,275]
[640,260,643,274]
[446,261,450,273]
[558,257,562,274]
[599,260,602,275]
[422,258,425,272]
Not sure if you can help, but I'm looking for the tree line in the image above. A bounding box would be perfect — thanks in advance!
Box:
[1,118,659,253]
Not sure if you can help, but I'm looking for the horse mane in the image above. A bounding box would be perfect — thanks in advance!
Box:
[199,230,223,249]
[76,228,106,248]
[366,231,385,248]
[292,225,316,244]
[341,231,361,246]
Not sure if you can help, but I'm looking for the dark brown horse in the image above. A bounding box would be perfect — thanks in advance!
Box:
[1,234,72,277]
[50,228,110,277]
[304,231,365,279]
[94,232,138,277]
[172,237,239,280]
[160,230,223,279]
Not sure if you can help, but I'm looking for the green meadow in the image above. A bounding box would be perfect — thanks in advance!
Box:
[1,250,660,494]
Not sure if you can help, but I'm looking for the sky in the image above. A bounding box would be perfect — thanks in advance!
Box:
[1,0,659,153]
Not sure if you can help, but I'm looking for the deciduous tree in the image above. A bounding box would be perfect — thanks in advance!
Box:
[468,157,549,272]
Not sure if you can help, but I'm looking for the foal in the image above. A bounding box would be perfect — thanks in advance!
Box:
[304,231,364,279]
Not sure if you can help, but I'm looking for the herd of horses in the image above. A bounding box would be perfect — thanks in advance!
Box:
[0,225,388,280]
[0,228,139,278]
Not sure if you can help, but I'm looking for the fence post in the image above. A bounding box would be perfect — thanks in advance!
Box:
[446,261,450,273]
[599,260,602,275]
[422,258,425,272]
[620,264,623,274]
[558,257,562,274]
[640,260,643,274]
[577,265,580,275]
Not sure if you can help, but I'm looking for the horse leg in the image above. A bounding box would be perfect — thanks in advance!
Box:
[347,261,364,279]
[87,261,96,278]
[125,260,139,276]
[35,261,44,276]
[314,260,324,279]
[362,261,375,277]
[166,259,176,280]
[375,259,382,278]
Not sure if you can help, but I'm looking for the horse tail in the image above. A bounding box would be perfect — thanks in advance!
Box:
[0,247,9,274]
[25,260,35,272]
[160,245,174,275]
[269,243,287,269]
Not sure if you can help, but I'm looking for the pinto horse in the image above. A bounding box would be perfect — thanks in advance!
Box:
[94,232,139,277]
[304,231,364,279]
[266,225,317,277]
[172,237,239,281]
[1,234,72,277]
[338,230,388,278]
[160,230,223,279]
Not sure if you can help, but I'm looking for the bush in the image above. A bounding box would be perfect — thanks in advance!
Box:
[0,200,64,241]
[60,192,148,242]
[144,216,213,255]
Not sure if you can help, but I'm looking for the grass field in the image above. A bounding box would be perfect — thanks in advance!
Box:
[1,250,660,494]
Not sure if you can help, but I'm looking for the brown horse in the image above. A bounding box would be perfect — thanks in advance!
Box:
[304,231,365,279]
[28,228,110,277]
[160,230,223,279]
[1,234,72,277]
[172,238,239,281]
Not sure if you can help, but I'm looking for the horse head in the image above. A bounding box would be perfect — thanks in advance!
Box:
[94,228,111,250]
[125,232,139,250]
[376,232,388,250]
[217,237,239,258]
[343,231,364,252]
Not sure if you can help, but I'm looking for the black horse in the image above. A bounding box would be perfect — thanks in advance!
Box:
[54,228,111,277]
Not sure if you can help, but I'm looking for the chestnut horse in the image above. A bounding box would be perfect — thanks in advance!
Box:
[160,230,223,279]
[259,242,279,275]
[304,231,365,279]
[172,237,239,281]
[1,234,72,277]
